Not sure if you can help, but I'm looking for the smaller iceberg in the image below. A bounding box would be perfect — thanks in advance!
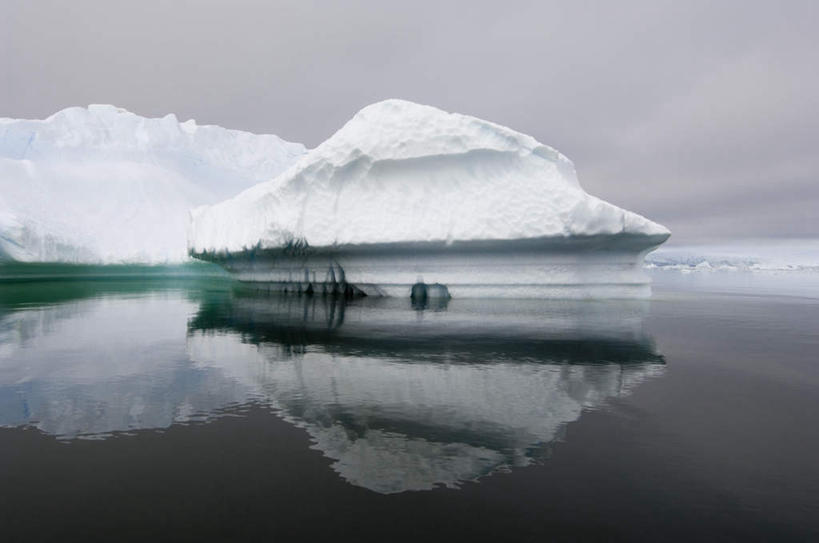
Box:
[0,105,305,263]
[189,100,669,298]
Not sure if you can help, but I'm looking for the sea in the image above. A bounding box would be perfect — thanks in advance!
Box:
[0,263,817,541]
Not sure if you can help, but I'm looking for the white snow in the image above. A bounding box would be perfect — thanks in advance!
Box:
[189,99,669,254]
[0,105,306,263]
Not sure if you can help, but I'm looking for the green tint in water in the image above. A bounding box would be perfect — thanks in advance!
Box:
[0,261,233,308]
[0,260,229,282]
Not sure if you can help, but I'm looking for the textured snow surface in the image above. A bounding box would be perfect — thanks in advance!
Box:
[0,105,305,263]
[189,99,669,254]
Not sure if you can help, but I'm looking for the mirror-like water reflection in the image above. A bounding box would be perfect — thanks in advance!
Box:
[0,281,664,493]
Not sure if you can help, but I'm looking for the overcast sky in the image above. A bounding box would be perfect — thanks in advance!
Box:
[2,0,816,243]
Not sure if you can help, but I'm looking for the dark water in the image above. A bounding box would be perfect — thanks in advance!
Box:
[0,272,817,541]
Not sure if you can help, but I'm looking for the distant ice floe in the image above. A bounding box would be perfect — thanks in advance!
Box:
[645,240,819,298]
[646,239,819,273]
[0,105,305,263]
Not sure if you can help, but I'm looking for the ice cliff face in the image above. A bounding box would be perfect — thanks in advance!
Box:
[0,105,305,263]
[189,99,669,254]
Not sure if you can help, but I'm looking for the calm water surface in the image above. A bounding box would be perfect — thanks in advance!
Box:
[0,273,817,541]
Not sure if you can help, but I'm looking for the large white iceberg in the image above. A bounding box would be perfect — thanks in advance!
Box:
[0,105,305,263]
[190,100,669,298]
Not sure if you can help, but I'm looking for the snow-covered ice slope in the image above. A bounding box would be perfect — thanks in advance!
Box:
[190,99,670,298]
[0,105,305,263]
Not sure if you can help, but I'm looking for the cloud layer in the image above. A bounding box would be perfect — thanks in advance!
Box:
[2,0,816,242]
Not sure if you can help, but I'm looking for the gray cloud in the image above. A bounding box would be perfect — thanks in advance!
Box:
[2,0,817,242]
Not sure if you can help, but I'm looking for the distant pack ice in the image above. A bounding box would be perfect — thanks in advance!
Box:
[0,105,305,263]
[190,99,670,298]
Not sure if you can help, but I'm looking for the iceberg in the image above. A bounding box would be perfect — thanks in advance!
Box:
[189,100,669,298]
[0,105,305,263]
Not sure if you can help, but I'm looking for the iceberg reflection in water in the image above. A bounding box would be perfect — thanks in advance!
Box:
[190,290,666,493]
[0,282,665,493]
